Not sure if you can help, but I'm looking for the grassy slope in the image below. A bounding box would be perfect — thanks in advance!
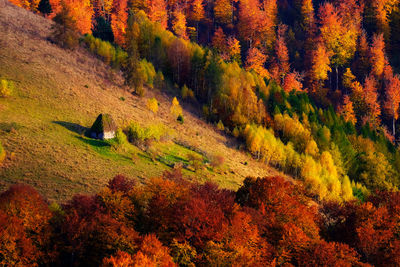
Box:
[0,1,282,201]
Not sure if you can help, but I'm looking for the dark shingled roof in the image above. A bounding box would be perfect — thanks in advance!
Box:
[90,114,117,134]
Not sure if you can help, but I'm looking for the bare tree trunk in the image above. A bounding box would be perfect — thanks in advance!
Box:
[393,116,396,137]
[336,66,339,91]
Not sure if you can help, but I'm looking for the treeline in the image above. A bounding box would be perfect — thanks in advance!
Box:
[0,173,400,266]
[2,172,400,266]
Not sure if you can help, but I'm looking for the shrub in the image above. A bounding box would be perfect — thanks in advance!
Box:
[181,85,195,100]
[232,127,240,138]
[147,98,159,114]
[170,97,183,118]
[124,122,171,146]
[216,120,224,131]
[97,41,115,65]
[114,128,128,146]
[0,79,13,97]
[187,153,204,171]
[210,154,225,169]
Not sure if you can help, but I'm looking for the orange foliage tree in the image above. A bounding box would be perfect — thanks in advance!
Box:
[311,43,331,86]
[385,74,400,135]
[0,184,53,264]
[62,0,93,34]
[172,9,188,39]
[283,72,303,93]
[214,0,234,26]
[318,2,358,90]
[339,95,357,124]
[363,74,381,127]
[111,0,129,47]
[274,24,290,82]
[212,27,227,55]
[0,211,39,266]
[238,0,276,49]
[370,33,386,78]
[148,0,168,29]
[245,47,269,78]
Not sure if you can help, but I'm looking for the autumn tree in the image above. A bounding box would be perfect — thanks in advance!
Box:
[227,37,241,62]
[371,0,398,42]
[363,74,381,127]
[60,195,139,266]
[0,185,53,265]
[236,176,320,245]
[62,0,93,34]
[124,16,145,95]
[353,30,370,77]
[311,43,331,87]
[238,0,276,49]
[170,97,183,118]
[92,0,113,19]
[370,33,386,78]
[385,74,400,135]
[9,0,40,11]
[275,24,290,82]
[245,47,269,78]
[147,97,159,114]
[189,0,204,36]
[342,68,356,90]
[283,72,303,93]
[111,0,128,47]
[0,211,39,266]
[214,0,233,26]
[173,182,232,248]
[172,10,188,39]
[298,240,362,266]
[48,0,61,18]
[148,0,168,29]
[102,250,134,266]
[301,0,315,33]
[318,2,358,90]
[212,27,227,55]
[262,0,278,50]
[339,95,357,124]
[51,3,79,48]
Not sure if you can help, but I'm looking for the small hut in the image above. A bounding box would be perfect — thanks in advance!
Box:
[89,114,117,140]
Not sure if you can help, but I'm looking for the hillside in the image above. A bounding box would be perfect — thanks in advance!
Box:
[0,1,278,201]
[5,0,400,265]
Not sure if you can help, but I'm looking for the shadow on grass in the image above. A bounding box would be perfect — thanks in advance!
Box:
[76,136,110,148]
[53,121,89,135]
[164,154,188,163]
